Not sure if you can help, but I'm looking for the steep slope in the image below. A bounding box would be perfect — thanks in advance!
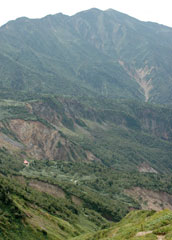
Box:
[2,172,172,240]
[70,8,172,103]
[0,174,110,240]
[75,209,172,239]
[1,96,172,225]
[1,8,172,238]
[0,13,136,100]
[0,9,172,103]
[1,97,172,172]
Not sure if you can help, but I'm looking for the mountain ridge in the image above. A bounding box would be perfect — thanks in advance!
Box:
[0,8,172,103]
[1,8,172,239]
[2,7,172,28]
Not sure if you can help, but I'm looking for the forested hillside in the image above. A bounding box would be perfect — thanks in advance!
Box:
[0,8,172,240]
[0,8,172,103]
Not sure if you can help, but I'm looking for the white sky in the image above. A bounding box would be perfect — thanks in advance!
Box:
[0,0,172,27]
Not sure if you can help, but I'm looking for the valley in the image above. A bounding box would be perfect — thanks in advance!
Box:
[0,7,172,240]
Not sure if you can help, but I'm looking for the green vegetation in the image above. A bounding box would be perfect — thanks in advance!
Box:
[33,96,172,172]
[76,209,172,239]
[2,169,172,239]
[0,7,172,239]
[0,148,24,174]
[0,174,109,240]
[1,96,172,225]
[0,9,172,103]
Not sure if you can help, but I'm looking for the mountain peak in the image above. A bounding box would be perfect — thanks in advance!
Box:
[81,7,102,13]
[73,7,103,17]
[0,8,172,103]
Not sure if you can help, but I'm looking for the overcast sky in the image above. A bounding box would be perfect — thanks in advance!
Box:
[0,0,171,27]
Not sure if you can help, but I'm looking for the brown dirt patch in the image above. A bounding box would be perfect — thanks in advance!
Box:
[136,231,152,236]
[29,180,65,199]
[71,195,83,206]
[125,187,172,211]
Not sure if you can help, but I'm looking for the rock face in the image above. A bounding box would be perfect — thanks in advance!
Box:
[7,119,87,161]
[138,162,158,173]
[0,116,89,161]
[0,132,24,151]
[9,119,62,160]
[0,97,172,164]
[119,61,154,102]
[125,187,172,211]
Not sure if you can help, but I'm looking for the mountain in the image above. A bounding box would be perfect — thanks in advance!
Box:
[1,96,172,172]
[0,8,172,103]
[1,8,172,239]
[0,174,110,240]
[1,96,172,225]
[1,173,172,240]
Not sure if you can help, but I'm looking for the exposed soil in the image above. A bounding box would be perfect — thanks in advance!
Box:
[125,187,172,211]
[157,236,165,240]
[0,132,24,151]
[119,60,154,102]
[135,67,154,102]
[138,162,158,174]
[136,231,165,239]
[85,150,100,161]
[136,231,152,236]
[71,195,83,206]
[6,119,87,161]
[29,180,66,199]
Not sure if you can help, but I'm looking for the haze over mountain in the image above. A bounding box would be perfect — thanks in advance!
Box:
[0,8,172,103]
